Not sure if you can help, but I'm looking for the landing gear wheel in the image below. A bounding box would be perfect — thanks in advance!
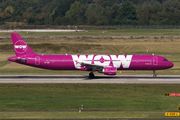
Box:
[153,75,157,77]
[153,70,157,77]
[89,72,94,78]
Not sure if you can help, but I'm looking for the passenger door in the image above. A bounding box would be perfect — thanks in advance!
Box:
[153,57,158,65]
[35,56,40,65]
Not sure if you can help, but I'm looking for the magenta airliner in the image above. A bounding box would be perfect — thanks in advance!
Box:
[8,33,173,78]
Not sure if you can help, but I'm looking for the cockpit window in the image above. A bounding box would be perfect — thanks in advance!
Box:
[162,59,168,61]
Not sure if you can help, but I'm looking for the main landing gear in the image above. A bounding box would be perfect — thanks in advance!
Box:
[153,70,157,77]
[89,72,94,78]
[89,69,95,78]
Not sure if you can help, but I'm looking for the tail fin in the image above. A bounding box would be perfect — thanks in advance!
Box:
[11,33,36,56]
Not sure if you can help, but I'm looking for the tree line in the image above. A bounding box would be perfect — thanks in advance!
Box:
[0,0,179,25]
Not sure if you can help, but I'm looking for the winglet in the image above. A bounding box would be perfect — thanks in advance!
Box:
[11,33,36,56]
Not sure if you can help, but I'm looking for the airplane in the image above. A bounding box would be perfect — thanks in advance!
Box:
[8,33,174,78]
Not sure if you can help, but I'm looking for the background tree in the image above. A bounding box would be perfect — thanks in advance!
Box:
[66,1,84,25]
[4,6,14,14]
[23,12,29,19]
[136,4,150,25]
[107,5,121,25]
[36,13,44,21]
[15,15,23,25]
[0,0,179,26]
[53,0,76,24]
[27,16,36,24]
[116,1,137,25]
[85,3,106,25]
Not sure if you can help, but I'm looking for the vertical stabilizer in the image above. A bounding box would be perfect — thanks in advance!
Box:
[11,33,36,56]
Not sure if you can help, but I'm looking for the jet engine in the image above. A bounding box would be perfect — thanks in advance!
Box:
[102,67,117,75]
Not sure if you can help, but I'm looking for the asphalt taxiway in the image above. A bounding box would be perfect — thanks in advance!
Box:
[0,75,180,84]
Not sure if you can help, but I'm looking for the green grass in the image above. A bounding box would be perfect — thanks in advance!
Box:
[0,60,10,68]
[1,29,180,36]
[6,22,25,25]
[0,112,174,119]
[0,84,180,111]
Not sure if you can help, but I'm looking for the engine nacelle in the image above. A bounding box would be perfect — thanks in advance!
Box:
[103,67,117,75]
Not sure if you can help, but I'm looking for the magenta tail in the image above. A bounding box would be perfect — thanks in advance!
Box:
[11,33,36,56]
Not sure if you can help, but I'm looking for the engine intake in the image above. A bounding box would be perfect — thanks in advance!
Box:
[103,67,117,75]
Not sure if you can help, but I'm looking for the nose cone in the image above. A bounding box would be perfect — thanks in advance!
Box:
[169,62,174,68]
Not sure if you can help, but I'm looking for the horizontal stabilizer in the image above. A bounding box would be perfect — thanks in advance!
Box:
[10,58,27,62]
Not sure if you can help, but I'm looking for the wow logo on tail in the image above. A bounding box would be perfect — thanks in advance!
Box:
[14,40,27,54]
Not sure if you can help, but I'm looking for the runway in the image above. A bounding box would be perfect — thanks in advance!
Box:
[1,75,180,84]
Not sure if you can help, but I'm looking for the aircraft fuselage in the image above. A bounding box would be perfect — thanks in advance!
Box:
[8,54,173,71]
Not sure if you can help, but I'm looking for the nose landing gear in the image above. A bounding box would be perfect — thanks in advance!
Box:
[153,70,157,77]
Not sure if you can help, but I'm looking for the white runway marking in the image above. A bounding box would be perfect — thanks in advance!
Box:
[138,79,180,81]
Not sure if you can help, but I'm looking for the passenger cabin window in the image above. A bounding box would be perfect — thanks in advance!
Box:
[162,59,168,61]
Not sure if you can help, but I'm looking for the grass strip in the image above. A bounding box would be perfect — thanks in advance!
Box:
[0,112,173,119]
[1,29,180,36]
[0,84,180,111]
[0,61,11,68]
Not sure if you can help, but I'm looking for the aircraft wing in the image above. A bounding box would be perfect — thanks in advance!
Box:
[80,62,107,71]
